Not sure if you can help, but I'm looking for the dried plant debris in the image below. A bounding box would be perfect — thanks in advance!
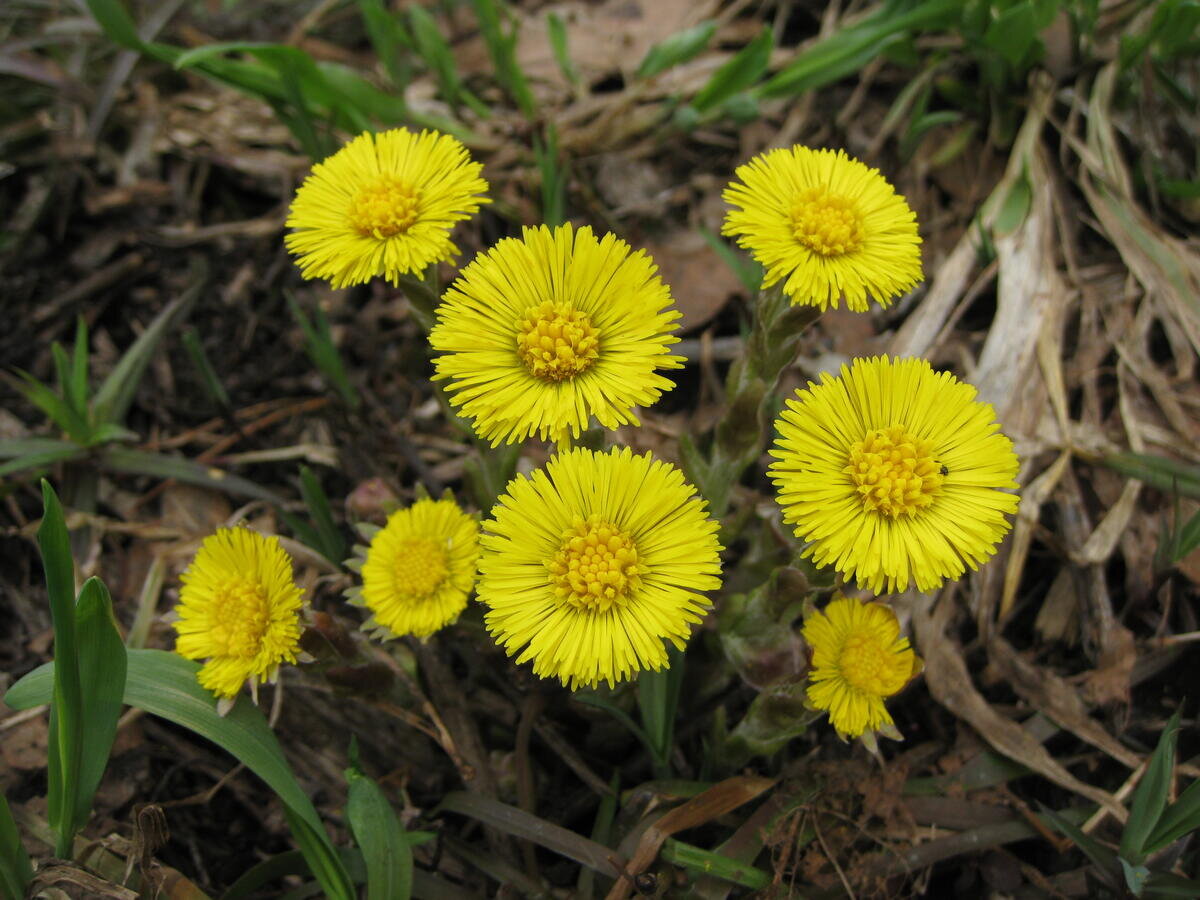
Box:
[1,0,1198,897]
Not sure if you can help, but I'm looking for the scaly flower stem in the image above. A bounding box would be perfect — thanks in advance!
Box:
[683,283,820,520]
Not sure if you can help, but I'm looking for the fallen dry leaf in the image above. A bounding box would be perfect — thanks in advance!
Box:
[914,592,1126,821]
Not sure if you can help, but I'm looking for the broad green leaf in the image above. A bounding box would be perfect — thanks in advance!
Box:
[1144,778,1200,855]
[636,21,716,79]
[71,578,127,831]
[5,649,355,900]
[39,481,82,858]
[285,806,357,900]
[98,447,285,505]
[691,27,772,114]
[0,794,32,900]
[346,764,412,900]
[93,276,203,427]
[982,2,1038,68]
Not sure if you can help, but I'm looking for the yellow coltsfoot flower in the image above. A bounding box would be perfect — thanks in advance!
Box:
[286,128,489,288]
[803,595,921,740]
[723,146,923,311]
[769,355,1019,595]
[174,527,304,704]
[477,447,723,689]
[429,224,683,447]
[348,496,480,640]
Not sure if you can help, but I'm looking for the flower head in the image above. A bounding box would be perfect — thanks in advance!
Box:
[430,224,683,447]
[348,496,480,640]
[769,356,1019,594]
[286,128,489,289]
[804,596,920,739]
[723,146,922,311]
[478,447,722,689]
[174,528,304,700]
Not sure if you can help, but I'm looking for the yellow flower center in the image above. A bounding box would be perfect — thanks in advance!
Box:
[548,516,642,613]
[837,630,909,697]
[392,537,449,598]
[209,578,271,658]
[845,425,944,518]
[790,188,865,256]
[516,301,600,382]
[348,176,422,238]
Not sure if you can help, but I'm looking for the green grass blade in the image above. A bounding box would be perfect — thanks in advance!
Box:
[356,0,413,90]
[9,369,90,444]
[0,443,88,478]
[756,0,958,99]
[1144,771,1200,854]
[0,794,32,900]
[287,294,360,409]
[299,466,346,564]
[408,4,465,109]
[1102,452,1200,500]
[69,318,90,421]
[637,21,716,79]
[86,0,143,49]
[98,447,285,505]
[1144,870,1200,897]
[5,649,355,900]
[93,269,203,427]
[690,26,772,114]
[71,577,128,832]
[1038,804,1122,887]
[1121,710,1181,863]
[545,12,580,87]
[38,481,82,858]
[660,838,771,889]
[534,124,567,227]
[346,763,412,900]
[182,328,232,411]
[697,226,763,293]
[470,0,536,117]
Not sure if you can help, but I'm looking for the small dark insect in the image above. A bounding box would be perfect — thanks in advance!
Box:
[939,464,949,476]
[635,872,658,895]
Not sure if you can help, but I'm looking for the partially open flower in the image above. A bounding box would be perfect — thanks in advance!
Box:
[348,496,479,640]
[174,528,304,704]
[803,596,921,740]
